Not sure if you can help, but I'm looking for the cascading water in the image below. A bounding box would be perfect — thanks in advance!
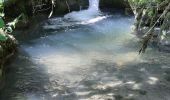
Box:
[88,0,99,11]
[64,0,100,21]
[43,0,105,30]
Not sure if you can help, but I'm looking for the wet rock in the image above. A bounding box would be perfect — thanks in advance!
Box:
[100,0,128,9]
[4,0,130,20]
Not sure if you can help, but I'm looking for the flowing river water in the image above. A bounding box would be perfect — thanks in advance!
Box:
[1,0,170,100]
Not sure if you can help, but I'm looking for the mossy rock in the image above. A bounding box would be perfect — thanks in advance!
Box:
[100,0,128,9]
[54,0,80,15]
[54,2,68,15]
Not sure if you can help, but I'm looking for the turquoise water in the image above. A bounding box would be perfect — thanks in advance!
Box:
[0,14,170,100]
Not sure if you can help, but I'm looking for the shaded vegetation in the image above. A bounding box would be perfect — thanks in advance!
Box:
[0,0,23,83]
[128,0,170,53]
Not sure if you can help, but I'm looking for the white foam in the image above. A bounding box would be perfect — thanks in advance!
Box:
[64,0,100,21]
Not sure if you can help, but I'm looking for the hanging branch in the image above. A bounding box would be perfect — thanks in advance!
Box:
[158,0,169,10]
[32,0,47,14]
[32,0,53,16]
[139,3,170,54]
[66,0,71,13]
[48,0,55,18]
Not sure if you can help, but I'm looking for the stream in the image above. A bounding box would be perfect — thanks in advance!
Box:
[0,0,170,99]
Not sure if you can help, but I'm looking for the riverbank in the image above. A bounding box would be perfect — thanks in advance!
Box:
[0,31,18,89]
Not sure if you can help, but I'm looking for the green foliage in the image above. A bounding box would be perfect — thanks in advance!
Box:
[7,14,23,29]
[0,1,4,17]
[148,9,154,17]
[0,0,25,42]
[0,32,7,41]
[129,0,170,53]
[0,17,4,28]
[128,0,163,7]
[0,17,7,41]
[161,12,170,31]
[0,13,24,42]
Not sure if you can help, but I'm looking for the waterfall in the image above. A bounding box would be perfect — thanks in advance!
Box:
[64,0,100,21]
[88,0,99,12]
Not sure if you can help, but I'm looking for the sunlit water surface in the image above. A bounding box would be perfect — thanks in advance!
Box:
[1,14,170,100]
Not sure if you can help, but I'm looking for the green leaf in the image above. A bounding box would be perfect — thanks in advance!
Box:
[0,13,4,17]
[148,10,154,17]
[0,18,4,28]
[0,33,7,41]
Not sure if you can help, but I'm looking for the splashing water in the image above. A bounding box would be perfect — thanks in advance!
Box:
[64,0,100,21]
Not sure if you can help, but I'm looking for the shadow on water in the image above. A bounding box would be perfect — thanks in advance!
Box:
[0,50,49,100]
[75,59,170,100]
[33,53,170,100]
[48,55,170,100]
